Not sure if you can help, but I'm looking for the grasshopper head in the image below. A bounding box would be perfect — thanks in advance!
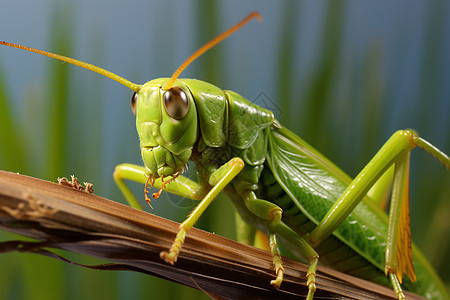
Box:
[133,79,198,178]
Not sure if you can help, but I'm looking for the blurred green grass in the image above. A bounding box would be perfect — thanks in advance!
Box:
[0,1,449,299]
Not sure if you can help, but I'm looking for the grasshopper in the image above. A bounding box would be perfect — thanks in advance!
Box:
[1,11,449,300]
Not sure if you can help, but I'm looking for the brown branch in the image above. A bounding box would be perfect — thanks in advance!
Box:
[0,171,423,300]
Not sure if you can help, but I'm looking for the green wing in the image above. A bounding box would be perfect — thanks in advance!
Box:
[266,125,389,270]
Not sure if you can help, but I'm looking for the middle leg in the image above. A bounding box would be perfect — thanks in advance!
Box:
[243,191,319,299]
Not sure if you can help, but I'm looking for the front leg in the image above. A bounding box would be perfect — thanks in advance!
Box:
[160,157,245,264]
[113,163,205,210]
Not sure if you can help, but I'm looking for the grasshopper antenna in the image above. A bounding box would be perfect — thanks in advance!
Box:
[0,41,142,92]
[162,11,262,90]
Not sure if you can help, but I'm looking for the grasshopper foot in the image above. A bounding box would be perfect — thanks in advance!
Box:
[306,272,316,300]
[305,255,318,300]
[270,258,284,288]
[160,250,177,265]
[160,227,186,265]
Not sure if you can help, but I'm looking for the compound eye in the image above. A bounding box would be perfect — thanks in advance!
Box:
[131,91,138,116]
[163,87,189,120]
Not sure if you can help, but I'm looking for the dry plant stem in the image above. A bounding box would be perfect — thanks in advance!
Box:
[0,171,424,300]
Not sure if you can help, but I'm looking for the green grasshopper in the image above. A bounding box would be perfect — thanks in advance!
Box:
[2,11,449,300]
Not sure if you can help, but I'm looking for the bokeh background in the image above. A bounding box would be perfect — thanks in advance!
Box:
[1,0,449,299]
